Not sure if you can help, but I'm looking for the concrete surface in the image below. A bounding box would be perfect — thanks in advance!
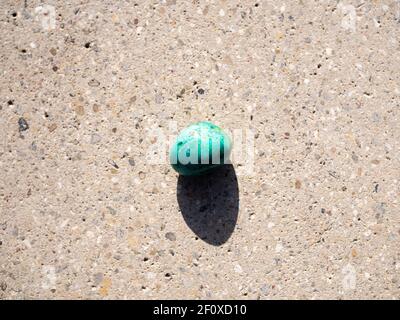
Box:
[1,0,400,299]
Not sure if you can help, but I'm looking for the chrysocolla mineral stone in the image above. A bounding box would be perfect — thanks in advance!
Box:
[169,121,232,176]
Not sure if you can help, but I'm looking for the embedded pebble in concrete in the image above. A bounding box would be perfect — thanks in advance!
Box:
[165,232,177,242]
[1,1,399,299]
[18,117,29,132]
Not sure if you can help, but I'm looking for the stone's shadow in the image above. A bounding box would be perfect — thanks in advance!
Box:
[177,165,239,246]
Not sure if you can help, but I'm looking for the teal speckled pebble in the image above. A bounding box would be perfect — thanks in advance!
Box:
[169,121,232,176]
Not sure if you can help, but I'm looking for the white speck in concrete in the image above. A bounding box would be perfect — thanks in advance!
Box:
[42,266,57,289]
[234,264,243,273]
[338,3,356,32]
[35,5,56,31]
[342,263,356,291]
[22,239,32,249]
[275,243,284,253]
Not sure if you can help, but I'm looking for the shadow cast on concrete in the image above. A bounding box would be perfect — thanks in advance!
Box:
[177,165,239,246]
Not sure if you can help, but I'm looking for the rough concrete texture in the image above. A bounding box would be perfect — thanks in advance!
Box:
[1,0,400,299]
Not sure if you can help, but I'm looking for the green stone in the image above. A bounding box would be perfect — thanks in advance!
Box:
[169,121,232,176]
